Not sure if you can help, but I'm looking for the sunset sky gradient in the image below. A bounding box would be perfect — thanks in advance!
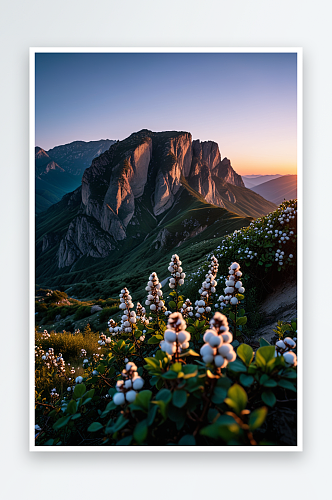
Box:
[35,52,297,176]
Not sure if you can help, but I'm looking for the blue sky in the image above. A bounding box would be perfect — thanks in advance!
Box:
[35,52,297,175]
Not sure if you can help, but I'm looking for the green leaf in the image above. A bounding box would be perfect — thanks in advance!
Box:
[278,379,297,392]
[238,309,246,317]
[225,384,248,415]
[162,370,178,379]
[172,390,187,408]
[73,383,86,399]
[261,390,276,407]
[249,407,268,431]
[259,337,271,347]
[263,378,277,388]
[147,404,158,426]
[148,336,162,344]
[155,388,172,404]
[211,386,227,404]
[97,364,105,374]
[178,435,196,445]
[179,349,199,357]
[88,422,103,432]
[255,346,276,368]
[170,362,182,373]
[133,419,148,444]
[227,358,247,373]
[168,301,176,309]
[52,415,72,430]
[229,311,235,320]
[236,316,247,326]
[71,413,81,420]
[105,401,117,412]
[237,344,253,366]
[239,374,254,387]
[116,435,132,446]
[236,293,244,300]
[231,339,240,348]
[133,390,152,411]
[66,399,77,415]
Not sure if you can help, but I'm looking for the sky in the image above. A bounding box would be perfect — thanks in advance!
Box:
[35,52,297,176]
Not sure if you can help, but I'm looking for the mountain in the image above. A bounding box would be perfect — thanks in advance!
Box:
[46,139,116,177]
[250,175,297,205]
[35,129,277,296]
[242,174,283,189]
[35,140,116,213]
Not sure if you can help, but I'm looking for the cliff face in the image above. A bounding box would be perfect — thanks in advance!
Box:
[38,130,245,269]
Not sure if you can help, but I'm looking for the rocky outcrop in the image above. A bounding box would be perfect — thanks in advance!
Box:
[153,133,192,215]
[57,215,115,268]
[214,158,244,187]
[188,140,241,206]
[52,130,246,268]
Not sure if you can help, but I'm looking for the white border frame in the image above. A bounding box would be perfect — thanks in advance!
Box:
[29,47,303,452]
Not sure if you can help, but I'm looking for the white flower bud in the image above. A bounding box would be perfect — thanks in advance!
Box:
[209,335,222,348]
[230,297,238,305]
[133,378,144,390]
[150,304,156,311]
[283,351,297,366]
[284,337,296,348]
[75,376,83,384]
[276,340,286,349]
[238,287,245,293]
[200,343,214,357]
[177,331,190,344]
[214,355,227,368]
[113,392,126,405]
[164,329,177,343]
[119,303,127,310]
[235,281,243,288]
[202,354,214,364]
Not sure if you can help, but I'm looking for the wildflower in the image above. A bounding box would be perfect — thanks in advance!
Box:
[168,254,186,289]
[195,255,219,318]
[145,272,166,314]
[75,376,83,384]
[112,362,145,405]
[200,312,235,368]
[160,312,191,358]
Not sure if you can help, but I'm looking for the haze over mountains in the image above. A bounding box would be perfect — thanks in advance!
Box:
[242,174,283,189]
[250,175,297,205]
[35,129,281,296]
[35,140,116,212]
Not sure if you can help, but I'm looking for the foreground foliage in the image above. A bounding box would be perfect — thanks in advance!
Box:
[35,201,298,447]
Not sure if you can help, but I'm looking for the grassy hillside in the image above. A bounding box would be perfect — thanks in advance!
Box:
[35,179,252,300]
[35,170,81,213]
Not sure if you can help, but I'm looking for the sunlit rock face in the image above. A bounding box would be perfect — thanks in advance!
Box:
[48,130,245,268]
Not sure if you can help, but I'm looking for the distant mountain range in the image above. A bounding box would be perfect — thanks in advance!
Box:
[250,175,297,205]
[35,140,116,212]
[242,174,283,189]
[35,129,279,296]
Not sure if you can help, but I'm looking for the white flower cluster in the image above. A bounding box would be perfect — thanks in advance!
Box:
[160,312,191,356]
[218,262,244,308]
[195,255,219,318]
[145,272,166,313]
[113,361,145,405]
[50,388,59,400]
[108,318,121,336]
[277,206,296,225]
[118,288,137,334]
[200,312,236,367]
[168,254,186,289]
[136,302,149,326]
[275,337,297,367]
[41,347,66,376]
[80,348,87,357]
[180,298,194,318]
[40,329,50,339]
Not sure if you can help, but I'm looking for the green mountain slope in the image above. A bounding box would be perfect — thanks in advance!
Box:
[213,176,277,218]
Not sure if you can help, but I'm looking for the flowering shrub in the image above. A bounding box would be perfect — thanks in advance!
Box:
[35,201,298,447]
